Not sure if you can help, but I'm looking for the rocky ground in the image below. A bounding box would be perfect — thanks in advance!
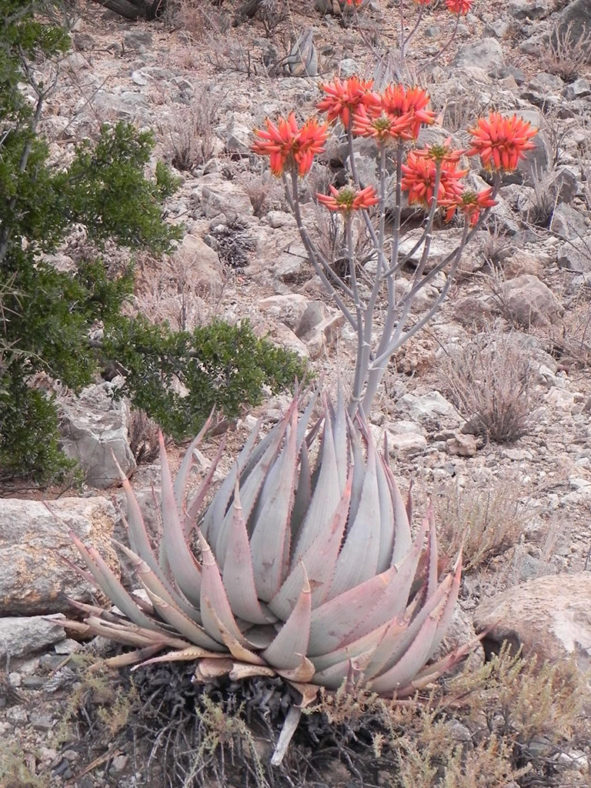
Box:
[1,0,591,785]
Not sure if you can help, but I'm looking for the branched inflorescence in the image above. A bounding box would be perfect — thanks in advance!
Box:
[253,76,537,415]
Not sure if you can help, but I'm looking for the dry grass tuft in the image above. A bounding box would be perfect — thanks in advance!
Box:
[543,21,591,82]
[128,409,160,464]
[538,294,591,369]
[161,86,219,172]
[435,479,527,571]
[438,330,536,443]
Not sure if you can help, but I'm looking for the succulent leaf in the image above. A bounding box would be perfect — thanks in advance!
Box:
[248,409,298,600]
[270,470,352,618]
[263,568,311,671]
[221,482,277,624]
[329,435,381,596]
[158,433,203,606]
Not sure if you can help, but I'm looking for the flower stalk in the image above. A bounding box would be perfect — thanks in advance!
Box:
[253,74,537,418]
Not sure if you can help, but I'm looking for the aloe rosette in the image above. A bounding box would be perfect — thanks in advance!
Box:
[65,396,463,713]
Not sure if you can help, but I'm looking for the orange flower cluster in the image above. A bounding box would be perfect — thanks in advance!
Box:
[454,188,497,225]
[319,78,435,143]
[252,112,328,177]
[401,146,467,212]
[446,0,473,14]
[340,0,364,5]
[467,112,537,172]
[317,184,379,213]
[316,76,380,128]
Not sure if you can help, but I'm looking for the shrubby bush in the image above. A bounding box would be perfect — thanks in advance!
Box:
[103,317,309,440]
[0,1,305,481]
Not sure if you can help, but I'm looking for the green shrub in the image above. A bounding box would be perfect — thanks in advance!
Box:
[103,317,310,440]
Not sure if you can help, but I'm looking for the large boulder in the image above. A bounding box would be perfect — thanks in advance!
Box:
[60,379,136,488]
[0,614,66,659]
[553,0,591,57]
[500,274,562,326]
[454,38,504,73]
[170,233,225,298]
[474,574,591,672]
[0,497,118,616]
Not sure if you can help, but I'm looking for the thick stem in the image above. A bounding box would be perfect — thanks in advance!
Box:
[285,170,358,330]
[402,5,424,60]
[347,215,368,413]
[361,215,470,414]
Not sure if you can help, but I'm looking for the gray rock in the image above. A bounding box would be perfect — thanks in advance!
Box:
[564,77,591,99]
[92,89,150,121]
[338,58,359,78]
[200,180,253,224]
[397,228,464,271]
[273,242,309,282]
[551,203,589,240]
[474,573,591,673]
[552,0,591,57]
[509,0,553,19]
[446,433,479,457]
[60,379,135,488]
[171,233,225,296]
[301,313,344,359]
[295,301,328,338]
[258,294,310,329]
[556,236,591,272]
[123,30,153,52]
[387,431,428,458]
[264,323,309,359]
[454,38,504,73]
[0,497,118,615]
[0,615,66,659]
[397,391,459,422]
[500,274,562,326]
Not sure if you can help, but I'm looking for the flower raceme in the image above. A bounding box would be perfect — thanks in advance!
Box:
[252,112,328,177]
[380,85,436,139]
[401,147,467,211]
[446,0,474,14]
[444,187,496,225]
[352,107,415,143]
[317,76,381,128]
[317,185,379,213]
[468,112,537,173]
[318,79,436,143]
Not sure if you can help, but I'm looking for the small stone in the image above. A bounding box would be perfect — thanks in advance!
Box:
[54,638,82,655]
[30,713,55,731]
[501,447,532,461]
[123,31,152,52]
[112,754,129,772]
[387,432,428,458]
[446,433,478,457]
[266,210,293,229]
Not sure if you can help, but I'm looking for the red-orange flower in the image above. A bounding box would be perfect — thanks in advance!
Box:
[380,85,436,139]
[317,184,379,212]
[467,113,537,172]
[252,113,328,177]
[401,148,467,210]
[447,187,496,225]
[340,0,363,5]
[352,107,414,142]
[446,0,473,13]
[317,76,381,128]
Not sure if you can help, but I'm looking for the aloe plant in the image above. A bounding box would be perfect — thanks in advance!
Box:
[64,395,465,762]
